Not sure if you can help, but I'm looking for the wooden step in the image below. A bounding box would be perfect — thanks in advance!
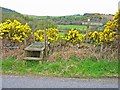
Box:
[23,57,43,61]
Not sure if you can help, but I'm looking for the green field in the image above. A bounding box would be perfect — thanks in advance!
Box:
[58,25,87,30]
[58,25,88,35]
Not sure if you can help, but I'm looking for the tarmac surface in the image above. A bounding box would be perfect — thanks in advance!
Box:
[2,75,118,88]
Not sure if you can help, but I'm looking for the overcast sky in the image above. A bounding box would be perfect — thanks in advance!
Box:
[1,0,120,16]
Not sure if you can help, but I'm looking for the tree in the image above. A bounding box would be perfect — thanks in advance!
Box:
[29,19,58,31]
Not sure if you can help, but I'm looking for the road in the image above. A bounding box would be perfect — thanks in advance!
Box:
[2,75,118,88]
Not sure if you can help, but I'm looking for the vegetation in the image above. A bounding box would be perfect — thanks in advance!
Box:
[62,29,86,44]
[27,14,110,25]
[29,19,58,31]
[88,10,120,45]
[34,28,59,43]
[1,7,119,78]
[2,56,118,78]
[0,19,31,43]
[1,9,119,51]
[1,7,29,23]
[1,7,57,32]
[1,7,113,32]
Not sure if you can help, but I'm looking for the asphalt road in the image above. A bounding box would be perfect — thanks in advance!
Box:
[2,75,118,88]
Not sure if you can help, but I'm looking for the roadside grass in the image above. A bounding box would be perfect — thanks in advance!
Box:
[2,56,118,78]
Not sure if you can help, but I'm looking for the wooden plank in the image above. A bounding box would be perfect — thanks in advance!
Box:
[23,57,43,61]
[24,47,44,51]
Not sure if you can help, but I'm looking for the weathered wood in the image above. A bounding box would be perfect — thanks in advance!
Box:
[22,59,26,65]
[24,47,44,51]
[23,57,43,61]
[23,42,50,64]
[24,39,27,46]
[39,61,42,64]
[100,42,104,52]
[44,29,48,57]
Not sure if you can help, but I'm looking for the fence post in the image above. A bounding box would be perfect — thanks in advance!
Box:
[118,1,120,60]
[0,39,2,60]
[100,42,103,52]
[24,39,27,46]
[32,32,35,43]
[44,28,48,57]
[86,19,90,43]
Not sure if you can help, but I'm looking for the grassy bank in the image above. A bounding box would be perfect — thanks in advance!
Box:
[2,56,118,78]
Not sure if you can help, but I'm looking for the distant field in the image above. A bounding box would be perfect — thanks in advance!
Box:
[58,32,65,36]
[58,25,87,31]
[58,25,88,35]
[28,15,85,20]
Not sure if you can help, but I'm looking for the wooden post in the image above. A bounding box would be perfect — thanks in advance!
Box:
[44,28,47,57]
[86,19,90,43]
[24,39,27,46]
[22,59,26,65]
[100,42,104,58]
[0,7,2,59]
[39,61,42,64]
[100,42,104,52]
[32,32,35,43]
[86,29,88,43]
[0,39,2,60]
[117,2,120,60]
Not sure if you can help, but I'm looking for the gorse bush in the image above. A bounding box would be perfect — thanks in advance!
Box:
[0,19,31,42]
[34,29,44,42]
[88,10,120,45]
[0,10,120,48]
[62,29,86,44]
[34,28,59,43]
[46,28,59,43]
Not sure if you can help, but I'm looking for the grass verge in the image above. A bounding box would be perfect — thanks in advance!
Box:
[1,56,118,78]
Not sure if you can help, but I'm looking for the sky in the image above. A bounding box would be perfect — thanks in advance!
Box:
[1,0,120,16]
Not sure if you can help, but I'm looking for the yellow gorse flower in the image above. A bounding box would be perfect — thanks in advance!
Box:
[34,28,59,43]
[0,19,31,42]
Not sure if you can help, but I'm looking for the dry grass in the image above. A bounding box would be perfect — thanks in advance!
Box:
[46,49,89,62]
[2,45,25,60]
[46,44,118,62]
[2,42,118,61]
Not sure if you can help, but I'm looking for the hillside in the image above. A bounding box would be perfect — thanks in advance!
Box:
[1,7,114,31]
[0,7,29,23]
[1,7,19,14]
[0,7,57,30]
[26,13,113,25]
